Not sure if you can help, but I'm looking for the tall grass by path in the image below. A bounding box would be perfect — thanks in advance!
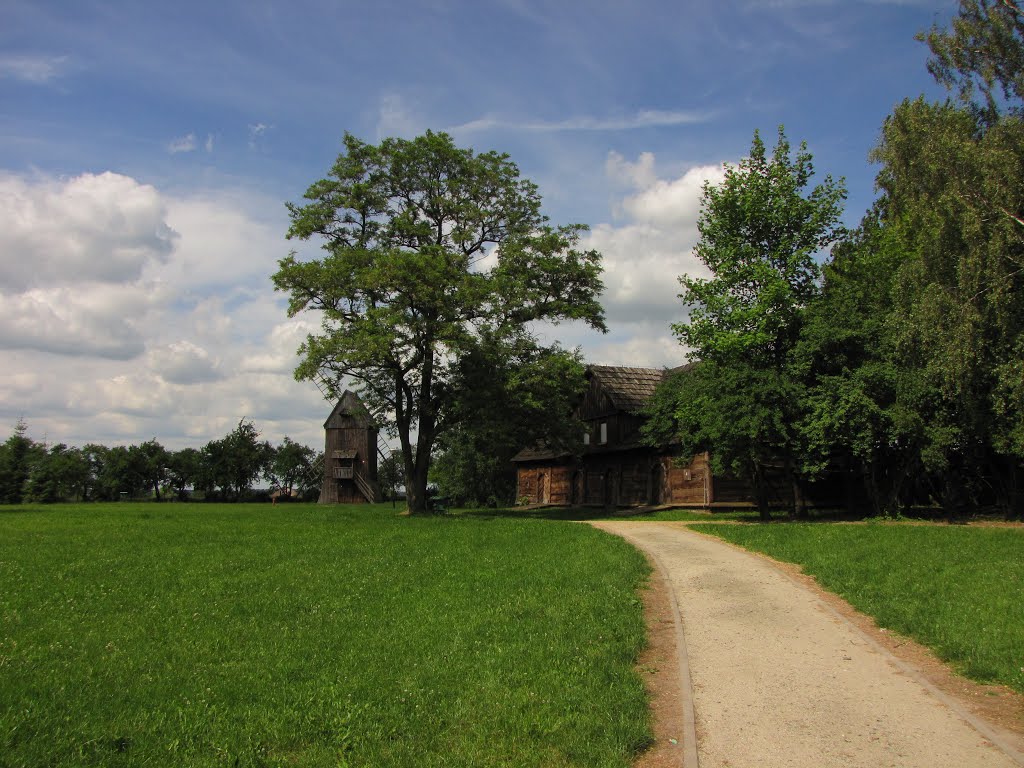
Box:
[0,503,651,767]
[691,522,1024,694]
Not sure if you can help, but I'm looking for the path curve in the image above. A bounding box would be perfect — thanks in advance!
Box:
[593,521,1024,768]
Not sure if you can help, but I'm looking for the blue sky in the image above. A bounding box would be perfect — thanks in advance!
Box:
[0,0,955,450]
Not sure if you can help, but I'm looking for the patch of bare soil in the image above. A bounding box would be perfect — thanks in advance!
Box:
[633,563,686,768]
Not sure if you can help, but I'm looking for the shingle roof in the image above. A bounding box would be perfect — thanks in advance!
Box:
[588,364,693,412]
[324,390,376,429]
[510,362,697,463]
[510,445,569,463]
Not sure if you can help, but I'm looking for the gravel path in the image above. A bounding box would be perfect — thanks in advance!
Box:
[593,521,1024,768]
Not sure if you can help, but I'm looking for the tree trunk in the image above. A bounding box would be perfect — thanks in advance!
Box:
[405,460,431,515]
[753,462,771,521]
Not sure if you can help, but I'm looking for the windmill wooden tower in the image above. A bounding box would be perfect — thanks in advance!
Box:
[318,390,382,504]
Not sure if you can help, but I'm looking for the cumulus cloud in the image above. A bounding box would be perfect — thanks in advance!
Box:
[168,133,197,153]
[0,169,328,449]
[240,319,317,375]
[157,193,284,290]
[0,283,156,359]
[618,163,726,225]
[534,151,733,369]
[606,151,657,189]
[148,341,222,384]
[582,154,727,333]
[0,171,177,291]
[589,330,688,368]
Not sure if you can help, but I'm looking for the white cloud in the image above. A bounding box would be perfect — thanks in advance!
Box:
[0,283,158,359]
[167,132,197,153]
[240,319,317,374]
[606,151,657,189]
[0,54,67,83]
[449,108,713,134]
[0,171,177,291]
[589,331,686,369]
[0,169,329,450]
[148,341,223,384]
[156,191,286,290]
[581,154,726,331]
[68,372,177,418]
[205,134,215,153]
[248,122,269,149]
[619,163,727,225]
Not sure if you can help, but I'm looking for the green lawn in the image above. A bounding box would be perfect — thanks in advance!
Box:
[692,521,1024,694]
[0,503,651,767]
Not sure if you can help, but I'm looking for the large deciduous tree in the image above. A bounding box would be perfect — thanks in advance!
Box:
[654,127,846,519]
[268,436,318,498]
[919,0,1024,122]
[871,97,1024,513]
[203,420,273,501]
[273,131,605,514]
[676,127,846,366]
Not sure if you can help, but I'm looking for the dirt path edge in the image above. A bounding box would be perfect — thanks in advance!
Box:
[599,520,1024,768]
[680,524,1024,767]
[592,522,700,768]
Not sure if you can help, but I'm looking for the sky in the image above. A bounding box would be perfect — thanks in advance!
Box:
[0,0,957,452]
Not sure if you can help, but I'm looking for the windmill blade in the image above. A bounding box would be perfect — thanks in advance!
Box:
[302,453,325,490]
[312,372,334,402]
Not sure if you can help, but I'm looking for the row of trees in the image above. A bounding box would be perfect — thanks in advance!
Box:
[0,419,323,504]
[646,1,1024,519]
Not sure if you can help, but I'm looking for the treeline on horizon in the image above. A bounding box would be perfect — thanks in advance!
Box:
[0,418,325,504]
[642,2,1024,519]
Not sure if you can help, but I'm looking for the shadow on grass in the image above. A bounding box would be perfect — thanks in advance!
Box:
[454,505,763,522]
[451,505,1014,525]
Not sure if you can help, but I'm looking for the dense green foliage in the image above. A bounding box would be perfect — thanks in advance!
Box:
[273,131,605,514]
[648,3,1024,518]
[431,342,587,507]
[651,128,846,518]
[0,421,319,504]
[919,0,1024,122]
[0,503,651,767]
[694,522,1024,693]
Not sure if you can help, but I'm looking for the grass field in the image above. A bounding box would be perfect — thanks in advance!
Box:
[0,503,651,767]
[692,521,1024,694]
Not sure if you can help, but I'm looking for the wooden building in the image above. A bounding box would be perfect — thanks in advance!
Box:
[319,390,382,504]
[512,364,841,509]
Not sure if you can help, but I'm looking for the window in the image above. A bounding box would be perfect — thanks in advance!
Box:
[583,432,590,446]
[599,422,608,445]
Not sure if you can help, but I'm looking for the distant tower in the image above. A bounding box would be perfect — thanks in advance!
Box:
[319,390,381,504]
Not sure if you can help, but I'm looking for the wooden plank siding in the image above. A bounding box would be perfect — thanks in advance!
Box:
[319,391,381,504]
[512,364,852,511]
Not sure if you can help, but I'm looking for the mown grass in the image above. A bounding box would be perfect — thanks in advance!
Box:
[0,503,651,767]
[691,521,1024,694]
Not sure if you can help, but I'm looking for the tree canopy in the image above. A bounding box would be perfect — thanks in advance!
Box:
[274,130,605,513]
[652,127,846,518]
